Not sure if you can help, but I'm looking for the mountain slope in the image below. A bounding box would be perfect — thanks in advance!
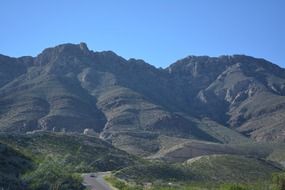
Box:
[0,131,137,189]
[184,154,282,182]
[0,142,32,189]
[0,132,136,172]
[0,43,285,155]
[115,154,282,184]
[167,55,285,142]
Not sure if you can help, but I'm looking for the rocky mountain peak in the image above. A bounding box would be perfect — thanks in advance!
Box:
[79,42,89,52]
[0,43,285,144]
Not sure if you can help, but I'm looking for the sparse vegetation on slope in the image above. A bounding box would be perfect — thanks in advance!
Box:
[115,161,194,183]
[109,172,285,190]
[114,155,283,186]
[0,131,139,189]
[23,156,84,190]
[2,43,285,147]
[1,43,285,189]
[151,139,285,165]
[185,154,282,182]
[0,132,136,172]
[0,143,33,189]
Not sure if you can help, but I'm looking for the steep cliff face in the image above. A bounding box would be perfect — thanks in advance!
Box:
[167,55,285,142]
[0,43,285,148]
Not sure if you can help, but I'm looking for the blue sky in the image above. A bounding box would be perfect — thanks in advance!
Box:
[0,0,284,68]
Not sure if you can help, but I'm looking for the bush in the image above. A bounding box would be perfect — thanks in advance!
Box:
[272,173,285,190]
[23,156,84,190]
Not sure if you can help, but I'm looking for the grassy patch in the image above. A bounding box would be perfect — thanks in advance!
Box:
[115,161,194,184]
[105,175,143,190]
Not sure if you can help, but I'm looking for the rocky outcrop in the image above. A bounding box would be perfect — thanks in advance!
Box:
[0,43,285,144]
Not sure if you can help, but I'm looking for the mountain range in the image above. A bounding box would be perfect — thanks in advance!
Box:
[1,42,285,156]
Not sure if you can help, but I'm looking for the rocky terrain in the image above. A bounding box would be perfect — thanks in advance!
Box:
[1,43,285,189]
[1,43,285,153]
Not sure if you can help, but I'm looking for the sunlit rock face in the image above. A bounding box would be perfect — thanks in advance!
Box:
[1,43,285,145]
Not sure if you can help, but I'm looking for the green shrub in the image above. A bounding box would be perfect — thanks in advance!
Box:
[272,173,285,190]
[23,156,84,190]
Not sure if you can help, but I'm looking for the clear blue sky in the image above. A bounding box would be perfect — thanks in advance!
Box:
[0,0,284,68]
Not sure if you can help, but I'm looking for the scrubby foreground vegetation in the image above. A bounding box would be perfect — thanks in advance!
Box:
[0,132,137,189]
[0,143,32,189]
[0,147,85,190]
[0,131,284,189]
[107,154,285,190]
[1,134,285,190]
[106,172,285,190]
[23,156,85,190]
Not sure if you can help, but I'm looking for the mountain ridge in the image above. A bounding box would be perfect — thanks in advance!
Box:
[1,42,285,156]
